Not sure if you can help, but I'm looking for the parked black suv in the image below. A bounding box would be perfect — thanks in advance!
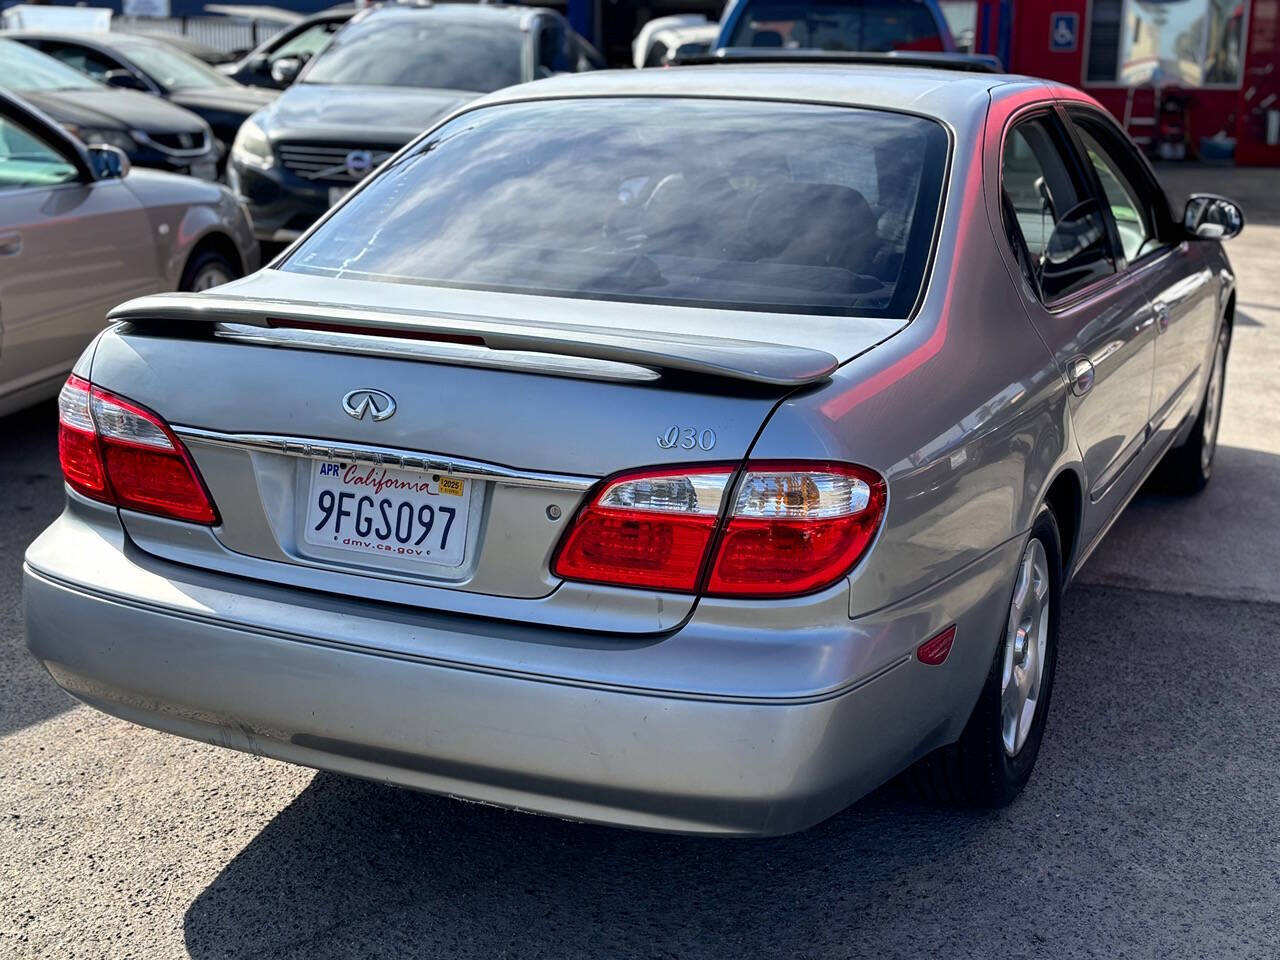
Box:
[228,2,603,243]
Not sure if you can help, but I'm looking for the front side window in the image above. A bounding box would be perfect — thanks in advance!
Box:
[272,21,342,63]
[40,42,120,81]
[1073,123,1156,263]
[285,98,949,317]
[0,38,101,92]
[0,113,80,190]
[1002,114,1115,302]
[726,0,947,52]
[301,16,523,92]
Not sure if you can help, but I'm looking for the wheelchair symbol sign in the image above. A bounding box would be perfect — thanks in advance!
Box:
[1050,12,1078,52]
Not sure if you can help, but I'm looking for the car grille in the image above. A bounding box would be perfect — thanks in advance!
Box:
[138,130,210,155]
[276,142,395,185]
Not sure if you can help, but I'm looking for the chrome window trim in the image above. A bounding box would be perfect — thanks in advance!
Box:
[171,425,597,491]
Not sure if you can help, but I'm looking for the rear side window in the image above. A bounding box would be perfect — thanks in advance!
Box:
[726,0,947,52]
[284,97,950,317]
[1002,113,1115,302]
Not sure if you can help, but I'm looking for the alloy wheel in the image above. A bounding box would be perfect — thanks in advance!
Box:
[1001,537,1050,757]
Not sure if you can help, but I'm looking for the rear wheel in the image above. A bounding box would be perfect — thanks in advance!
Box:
[1153,326,1229,495]
[179,248,238,292]
[907,506,1062,807]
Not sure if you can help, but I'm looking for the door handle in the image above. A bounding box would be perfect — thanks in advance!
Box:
[0,232,21,257]
[1068,357,1095,397]
[1154,303,1171,334]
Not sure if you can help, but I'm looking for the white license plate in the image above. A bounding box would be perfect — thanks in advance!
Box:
[189,161,218,181]
[302,461,470,568]
[329,185,352,206]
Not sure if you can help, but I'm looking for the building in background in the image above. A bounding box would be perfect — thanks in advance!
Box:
[967,0,1278,166]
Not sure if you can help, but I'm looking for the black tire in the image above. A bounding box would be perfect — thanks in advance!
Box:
[907,506,1063,808]
[1152,326,1229,495]
[179,248,238,292]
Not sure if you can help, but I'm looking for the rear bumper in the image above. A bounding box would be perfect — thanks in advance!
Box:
[24,502,1019,835]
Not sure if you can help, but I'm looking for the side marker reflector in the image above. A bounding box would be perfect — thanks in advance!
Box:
[917,625,957,666]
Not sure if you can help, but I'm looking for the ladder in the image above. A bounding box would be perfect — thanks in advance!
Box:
[1123,85,1161,152]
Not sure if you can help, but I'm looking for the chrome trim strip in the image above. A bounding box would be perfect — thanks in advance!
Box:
[134,129,212,158]
[171,426,597,491]
[213,322,662,383]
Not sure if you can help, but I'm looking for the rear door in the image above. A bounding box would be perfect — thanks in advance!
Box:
[998,108,1157,508]
[1065,106,1218,447]
[0,104,157,402]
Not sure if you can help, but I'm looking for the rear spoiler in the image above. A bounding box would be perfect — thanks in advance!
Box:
[107,293,839,388]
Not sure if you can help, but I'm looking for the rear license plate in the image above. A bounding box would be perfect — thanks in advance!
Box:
[189,161,218,181]
[302,461,470,568]
[328,185,351,206]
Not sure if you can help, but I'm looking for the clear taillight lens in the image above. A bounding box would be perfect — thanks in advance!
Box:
[553,461,886,598]
[707,462,887,597]
[57,375,219,525]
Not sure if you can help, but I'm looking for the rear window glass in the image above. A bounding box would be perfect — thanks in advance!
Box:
[284,97,949,317]
[726,0,948,52]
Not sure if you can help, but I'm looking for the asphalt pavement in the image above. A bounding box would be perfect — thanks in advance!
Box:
[1,167,1278,959]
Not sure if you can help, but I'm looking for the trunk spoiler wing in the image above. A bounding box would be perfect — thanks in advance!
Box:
[108,293,839,387]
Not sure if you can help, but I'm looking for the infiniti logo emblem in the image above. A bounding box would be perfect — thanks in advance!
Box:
[344,149,375,179]
[342,388,396,422]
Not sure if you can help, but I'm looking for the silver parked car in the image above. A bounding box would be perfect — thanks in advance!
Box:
[24,62,1240,835]
[0,90,258,417]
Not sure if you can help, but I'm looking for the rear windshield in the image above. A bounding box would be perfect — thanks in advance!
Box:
[301,15,523,92]
[284,97,949,317]
[726,0,947,52]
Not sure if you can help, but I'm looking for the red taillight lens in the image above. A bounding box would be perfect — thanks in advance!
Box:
[552,467,732,592]
[553,461,886,598]
[707,463,887,597]
[57,375,219,525]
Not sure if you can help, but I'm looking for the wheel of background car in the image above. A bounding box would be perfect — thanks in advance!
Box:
[907,505,1063,807]
[1153,325,1230,495]
[179,248,238,292]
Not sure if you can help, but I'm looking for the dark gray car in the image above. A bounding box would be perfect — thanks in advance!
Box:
[24,64,1240,835]
[228,2,602,242]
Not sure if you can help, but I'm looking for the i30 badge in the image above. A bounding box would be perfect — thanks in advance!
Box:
[342,388,396,422]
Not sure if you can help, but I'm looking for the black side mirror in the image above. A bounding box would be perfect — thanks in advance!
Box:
[103,69,148,92]
[88,144,131,180]
[270,56,303,86]
[1184,194,1244,240]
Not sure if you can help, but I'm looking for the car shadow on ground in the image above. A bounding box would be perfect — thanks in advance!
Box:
[181,573,1280,958]
[0,401,76,736]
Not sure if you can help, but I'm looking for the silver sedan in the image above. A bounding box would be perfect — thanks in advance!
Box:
[0,90,258,417]
[24,62,1239,835]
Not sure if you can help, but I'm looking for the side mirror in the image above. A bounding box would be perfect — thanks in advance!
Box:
[1184,194,1244,240]
[270,56,303,86]
[88,144,131,180]
[249,53,270,74]
[103,69,148,92]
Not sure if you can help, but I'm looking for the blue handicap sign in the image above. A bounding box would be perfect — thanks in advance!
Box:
[1050,12,1078,52]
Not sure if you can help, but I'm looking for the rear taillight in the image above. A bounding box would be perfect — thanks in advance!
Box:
[57,375,219,525]
[553,461,886,599]
[552,467,732,591]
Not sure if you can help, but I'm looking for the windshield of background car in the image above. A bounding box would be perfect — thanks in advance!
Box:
[284,98,950,316]
[726,0,946,51]
[1,39,101,91]
[300,16,523,92]
[117,41,235,89]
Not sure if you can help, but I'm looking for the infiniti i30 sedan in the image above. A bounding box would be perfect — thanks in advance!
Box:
[0,90,257,417]
[25,63,1240,835]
